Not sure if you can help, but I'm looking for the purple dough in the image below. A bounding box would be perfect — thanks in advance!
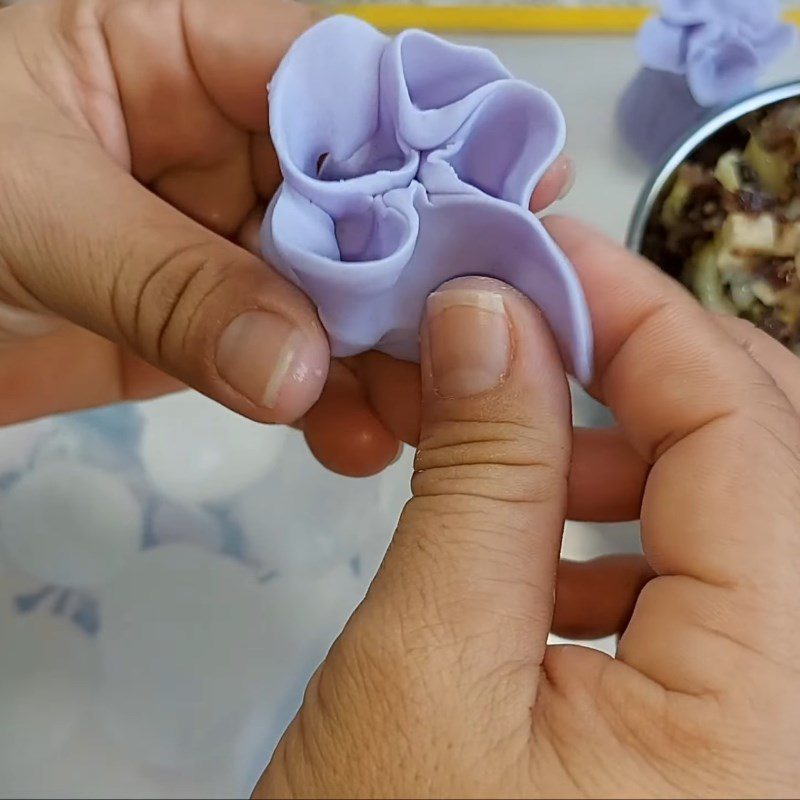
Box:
[637,0,795,107]
[618,0,795,165]
[261,15,593,384]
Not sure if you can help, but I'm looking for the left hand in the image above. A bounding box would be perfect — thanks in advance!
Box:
[0,0,572,477]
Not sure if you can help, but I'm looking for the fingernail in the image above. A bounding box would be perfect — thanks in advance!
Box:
[557,157,576,200]
[426,288,511,399]
[217,311,310,409]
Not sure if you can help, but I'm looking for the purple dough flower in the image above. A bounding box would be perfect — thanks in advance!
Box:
[260,16,593,384]
[637,0,796,106]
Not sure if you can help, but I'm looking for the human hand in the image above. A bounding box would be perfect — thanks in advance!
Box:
[0,0,571,476]
[254,218,800,798]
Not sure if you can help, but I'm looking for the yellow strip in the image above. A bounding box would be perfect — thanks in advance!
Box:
[334,5,800,35]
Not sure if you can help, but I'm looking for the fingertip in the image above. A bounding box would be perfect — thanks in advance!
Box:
[353,352,422,446]
[553,556,653,640]
[542,213,597,249]
[215,310,330,425]
[303,363,401,477]
[422,275,568,406]
[568,428,647,523]
[304,418,401,477]
[530,155,575,212]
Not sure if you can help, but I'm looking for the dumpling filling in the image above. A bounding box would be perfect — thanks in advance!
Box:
[643,100,800,352]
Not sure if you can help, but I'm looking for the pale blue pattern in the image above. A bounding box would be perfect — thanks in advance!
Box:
[0,392,406,797]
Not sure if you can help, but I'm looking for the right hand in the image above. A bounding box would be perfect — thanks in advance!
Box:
[256,218,800,798]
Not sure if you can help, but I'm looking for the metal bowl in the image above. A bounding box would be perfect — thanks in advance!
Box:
[626,80,800,254]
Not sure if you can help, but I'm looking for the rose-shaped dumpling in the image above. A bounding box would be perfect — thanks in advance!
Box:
[636,0,796,106]
[261,15,593,384]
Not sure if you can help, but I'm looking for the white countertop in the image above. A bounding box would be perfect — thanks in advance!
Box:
[1,33,799,800]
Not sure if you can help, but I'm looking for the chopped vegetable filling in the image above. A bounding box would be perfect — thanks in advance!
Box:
[643,100,800,353]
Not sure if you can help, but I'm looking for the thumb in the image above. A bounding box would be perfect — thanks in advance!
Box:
[2,142,329,424]
[366,276,573,679]
[257,277,575,798]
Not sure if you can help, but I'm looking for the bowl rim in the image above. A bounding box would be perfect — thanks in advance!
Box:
[625,79,800,252]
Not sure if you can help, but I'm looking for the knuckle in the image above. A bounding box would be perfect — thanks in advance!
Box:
[717,313,758,338]
[722,315,778,359]
[582,660,717,783]
[736,380,800,477]
[413,418,568,504]
[111,237,246,364]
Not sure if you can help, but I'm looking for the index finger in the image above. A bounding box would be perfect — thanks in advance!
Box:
[546,216,800,689]
[97,0,318,230]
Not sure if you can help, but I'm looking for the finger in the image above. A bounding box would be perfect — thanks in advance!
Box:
[0,299,62,342]
[2,129,329,426]
[302,361,401,477]
[350,351,422,446]
[530,155,575,213]
[237,202,268,257]
[346,351,647,520]
[552,555,653,640]
[548,216,800,691]
[101,0,316,230]
[0,325,183,425]
[351,276,572,701]
[568,427,646,522]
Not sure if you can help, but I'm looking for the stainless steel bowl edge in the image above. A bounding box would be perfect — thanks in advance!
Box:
[626,80,800,253]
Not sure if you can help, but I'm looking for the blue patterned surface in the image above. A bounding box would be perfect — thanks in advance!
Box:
[0,392,409,797]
